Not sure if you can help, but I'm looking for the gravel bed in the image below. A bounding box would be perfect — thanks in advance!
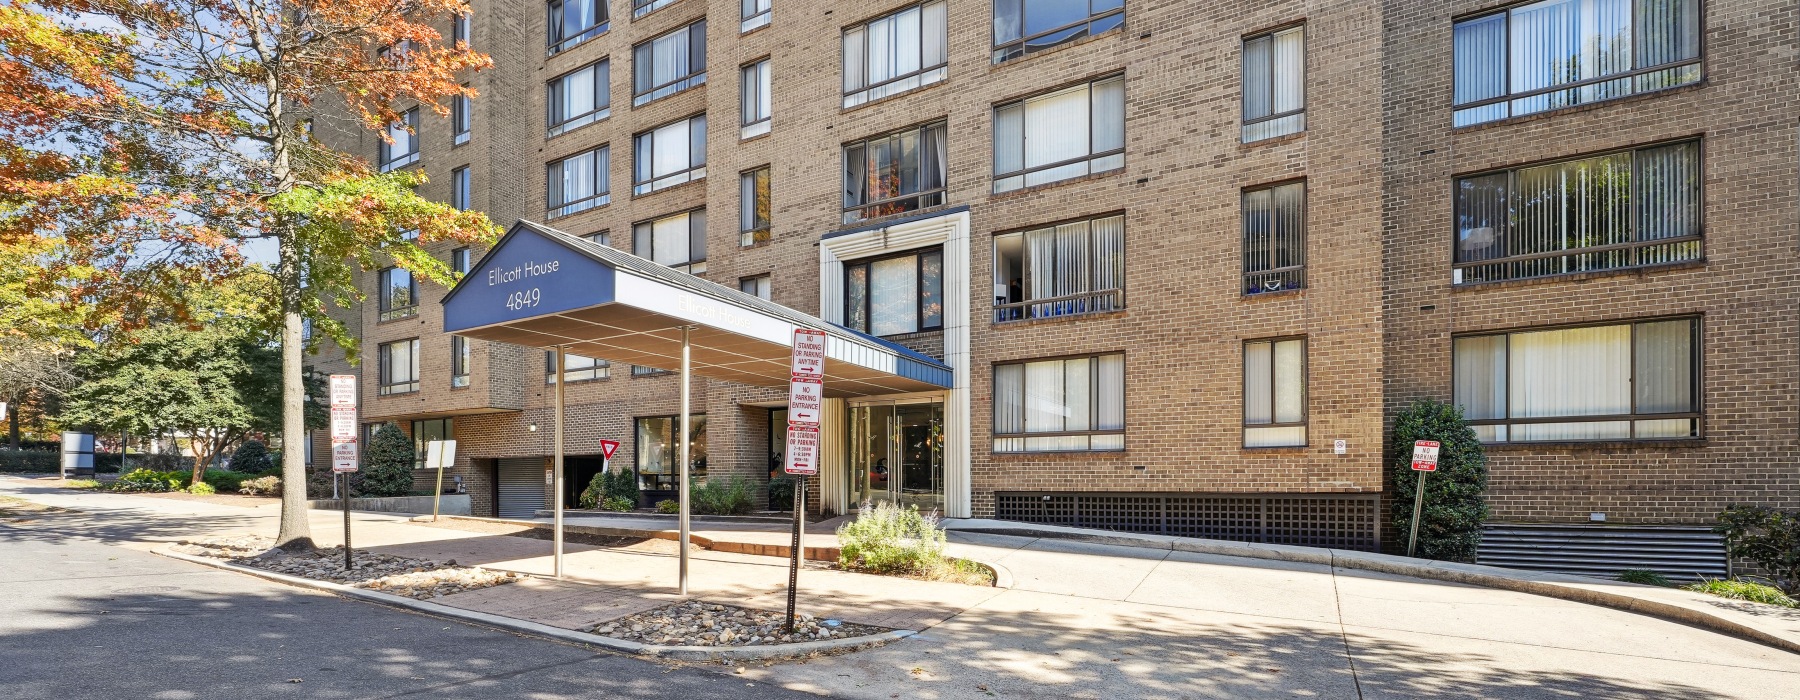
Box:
[591,600,889,647]
[171,535,519,599]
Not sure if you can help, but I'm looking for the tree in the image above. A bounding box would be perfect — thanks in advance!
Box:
[1,1,502,550]
[229,439,273,474]
[1388,399,1490,562]
[357,422,414,498]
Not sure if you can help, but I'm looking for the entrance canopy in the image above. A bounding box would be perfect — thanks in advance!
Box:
[442,221,953,397]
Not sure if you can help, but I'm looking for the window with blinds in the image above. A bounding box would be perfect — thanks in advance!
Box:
[993,74,1124,193]
[634,114,706,195]
[1242,25,1305,143]
[451,336,470,388]
[633,209,707,275]
[993,353,1125,453]
[452,88,472,145]
[842,121,947,224]
[844,248,942,336]
[1455,140,1700,284]
[1244,338,1306,448]
[451,167,470,211]
[842,1,947,108]
[546,145,609,219]
[1454,319,1700,443]
[739,274,771,300]
[546,350,610,384]
[379,339,421,395]
[742,0,771,33]
[548,59,610,138]
[379,109,419,172]
[1242,181,1305,295]
[741,59,772,139]
[633,19,706,106]
[993,214,1125,322]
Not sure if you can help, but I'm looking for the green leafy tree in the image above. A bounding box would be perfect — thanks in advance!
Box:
[1388,399,1490,562]
[229,439,274,474]
[357,422,414,498]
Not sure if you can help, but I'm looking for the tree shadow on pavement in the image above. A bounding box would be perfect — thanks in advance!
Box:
[0,504,268,548]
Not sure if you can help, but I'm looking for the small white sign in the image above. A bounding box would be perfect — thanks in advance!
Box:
[329,406,358,438]
[785,426,819,476]
[0,402,7,422]
[790,329,828,377]
[1334,439,1347,455]
[331,437,358,473]
[425,439,457,470]
[545,468,554,485]
[329,374,358,406]
[787,376,824,426]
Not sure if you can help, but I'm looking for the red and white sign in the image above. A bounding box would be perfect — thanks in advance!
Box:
[1411,440,1441,472]
[331,437,359,473]
[790,329,827,378]
[786,329,827,476]
[787,376,824,426]
[329,374,357,406]
[600,439,621,462]
[784,426,819,476]
[330,406,358,439]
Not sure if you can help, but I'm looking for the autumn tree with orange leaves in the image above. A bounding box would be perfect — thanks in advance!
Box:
[0,0,502,550]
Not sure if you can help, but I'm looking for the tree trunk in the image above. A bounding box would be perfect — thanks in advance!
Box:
[191,439,211,487]
[7,393,18,449]
[272,232,315,551]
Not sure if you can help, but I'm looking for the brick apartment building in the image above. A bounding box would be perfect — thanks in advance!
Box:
[304,0,1798,572]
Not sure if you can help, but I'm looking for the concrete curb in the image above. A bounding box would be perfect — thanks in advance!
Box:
[152,547,918,661]
[948,521,1800,656]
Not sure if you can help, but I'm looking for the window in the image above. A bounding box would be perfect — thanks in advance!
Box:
[992,0,1124,64]
[1455,140,1700,284]
[844,247,942,336]
[632,364,667,376]
[633,20,707,107]
[740,59,772,139]
[453,12,470,47]
[451,336,471,387]
[548,60,610,138]
[739,166,770,246]
[1242,25,1305,142]
[546,145,610,219]
[993,353,1125,452]
[305,431,314,465]
[633,114,706,195]
[636,415,707,491]
[546,350,610,383]
[585,230,611,247]
[740,274,770,300]
[301,317,314,342]
[633,209,708,274]
[742,0,771,32]
[452,247,471,274]
[377,40,412,64]
[412,418,453,469]
[452,89,472,145]
[1454,0,1701,127]
[993,213,1124,322]
[1242,181,1306,295]
[842,1,947,108]
[378,267,417,321]
[993,74,1124,193]
[451,166,470,210]
[842,120,947,224]
[634,0,678,19]
[379,108,419,172]
[379,339,421,395]
[548,0,607,55]
[1455,319,1699,443]
[1243,338,1306,447]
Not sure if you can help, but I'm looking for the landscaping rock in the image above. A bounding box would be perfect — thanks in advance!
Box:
[590,600,888,647]
[170,534,518,599]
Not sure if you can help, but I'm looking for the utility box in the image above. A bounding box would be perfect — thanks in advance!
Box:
[60,432,95,478]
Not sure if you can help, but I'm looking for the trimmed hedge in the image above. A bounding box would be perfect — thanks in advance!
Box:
[1387,399,1490,563]
[0,450,125,473]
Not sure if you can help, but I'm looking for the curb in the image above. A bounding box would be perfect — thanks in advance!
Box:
[949,523,1800,656]
[153,547,917,661]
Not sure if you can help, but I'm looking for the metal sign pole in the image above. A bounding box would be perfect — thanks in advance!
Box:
[341,471,353,570]
[1407,469,1428,558]
[785,478,805,633]
[678,326,692,596]
[554,345,567,580]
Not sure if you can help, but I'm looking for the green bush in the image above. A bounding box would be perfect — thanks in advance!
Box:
[0,450,59,473]
[1617,569,1674,587]
[607,467,639,504]
[186,482,216,495]
[1388,399,1489,562]
[306,466,341,499]
[201,469,250,493]
[238,475,281,496]
[691,477,755,516]
[602,496,635,512]
[228,440,274,474]
[578,471,607,509]
[656,499,679,514]
[768,476,797,511]
[356,423,415,498]
[579,468,642,509]
[1684,578,1799,608]
[1714,505,1800,595]
[115,468,186,493]
[837,501,949,575]
[136,452,187,472]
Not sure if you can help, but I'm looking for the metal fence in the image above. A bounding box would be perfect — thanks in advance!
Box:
[994,492,1380,551]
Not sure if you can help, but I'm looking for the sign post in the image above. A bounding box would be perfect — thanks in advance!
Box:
[1407,440,1440,558]
[783,329,827,633]
[427,439,457,522]
[329,375,359,570]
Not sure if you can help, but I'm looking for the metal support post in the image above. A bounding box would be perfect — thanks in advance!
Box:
[678,326,692,596]
[1407,470,1428,558]
[554,345,566,580]
[785,479,806,633]
[340,472,353,570]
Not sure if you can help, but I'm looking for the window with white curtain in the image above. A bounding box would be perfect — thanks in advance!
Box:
[1453,0,1701,127]
[842,120,947,224]
[1243,181,1306,295]
[993,74,1125,193]
[379,339,421,395]
[1455,140,1700,285]
[1454,319,1699,443]
[1242,25,1305,142]
[842,1,947,108]
[451,336,471,387]
[547,0,608,55]
[451,166,470,210]
[742,0,771,32]
[741,59,772,139]
[740,166,770,246]
[844,248,942,336]
[546,145,609,218]
[994,353,1125,453]
[633,19,707,106]
[636,415,707,490]
[633,209,708,275]
[740,274,771,300]
[993,213,1125,322]
[633,114,706,195]
[546,350,609,384]
[1243,338,1306,447]
[992,0,1124,64]
[547,59,610,138]
[452,88,472,145]
[378,267,416,321]
[379,108,419,172]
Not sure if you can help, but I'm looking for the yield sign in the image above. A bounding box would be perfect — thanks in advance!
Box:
[600,439,621,462]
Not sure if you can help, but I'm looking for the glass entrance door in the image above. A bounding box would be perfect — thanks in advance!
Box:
[848,399,943,512]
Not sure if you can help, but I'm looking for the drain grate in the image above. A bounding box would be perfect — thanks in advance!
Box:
[994,492,1380,551]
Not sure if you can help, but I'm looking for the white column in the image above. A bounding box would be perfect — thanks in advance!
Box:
[818,398,846,514]
[943,211,972,518]
[678,326,691,596]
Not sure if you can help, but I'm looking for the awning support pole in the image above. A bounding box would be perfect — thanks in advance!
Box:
[554,344,566,580]
[678,326,692,596]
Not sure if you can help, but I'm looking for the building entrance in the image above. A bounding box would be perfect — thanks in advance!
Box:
[848,398,944,513]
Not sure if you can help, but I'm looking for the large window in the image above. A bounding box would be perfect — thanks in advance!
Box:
[633,114,706,195]
[1243,338,1306,447]
[993,74,1124,193]
[742,0,771,32]
[633,0,678,19]
[741,59,772,139]
[636,415,707,491]
[1242,181,1306,295]
[546,145,610,219]
[740,166,770,246]
[842,1,947,108]
[453,12,470,47]
[994,214,1124,322]
[378,267,417,321]
[411,418,452,469]
[1453,0,1701,127]
[633,19,707,107]
[1455,140,1700,284]
[992,0,1124,64]
[993,353,1125,452]
[379,108,419,172]
[451,336,471,388]
[1242,25,1305,142]
[546,350,609,383]
[548,59,610,138]
[633,209,707,274]
[547,0,608,55]
[844,248,942,336]
[452,89,472,145]
[451,166,470,210]
[1456,319,1699,443]
[379,339,421,395]
[843,121,947,224]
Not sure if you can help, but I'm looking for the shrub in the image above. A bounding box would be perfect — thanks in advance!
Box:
[691,477,755,516]
[1617,569,1674,587]
[0,450,59,473]
[1714,505,1800,595]
[607,467,640,505]
[656,499,679,514]
[578,471,607,509]
[1388,399,1489,562]
[306,466,343,499]
[238,475,282,496]
[768,476,797,511]
[837,501,949,576]
[116,468,185,493]
[187,482,216,495]
[136,452,187,472]
[201,469,250,494]
[1684,578,1799,608]
[602,496,636,512]
[228,440,274,474]
[356,423,415,498]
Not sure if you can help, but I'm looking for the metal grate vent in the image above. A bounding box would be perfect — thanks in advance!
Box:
[994,492,1379,551]
[1477,524,1727,582]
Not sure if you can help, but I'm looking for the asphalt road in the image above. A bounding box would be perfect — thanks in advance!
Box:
[0,524,812,700]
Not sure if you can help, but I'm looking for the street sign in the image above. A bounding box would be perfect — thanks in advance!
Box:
[1411,440,1441,472]
[790,329,827,377]
[784,426,819,475]
[329,374,357,406]
[600,439,620,462]
[329,406,357,438]
[787,376,823,426]
[331,437,358,473]
[0,402,7,422]
[425,439,457,469]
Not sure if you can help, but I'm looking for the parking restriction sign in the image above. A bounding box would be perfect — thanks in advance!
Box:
[1411,441,1440,472]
